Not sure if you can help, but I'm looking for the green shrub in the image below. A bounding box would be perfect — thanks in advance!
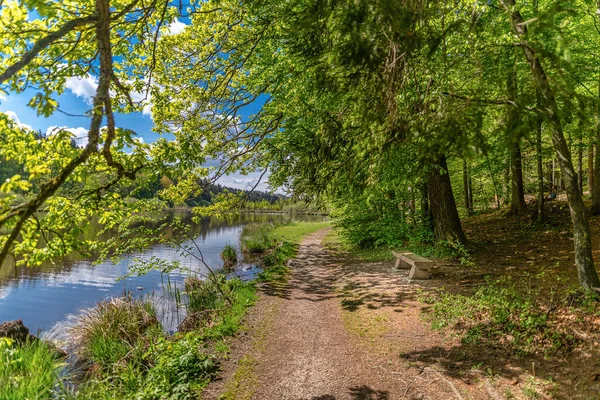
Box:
[140,334,218,399]
[220,244,237,270]
[0,337,64,400]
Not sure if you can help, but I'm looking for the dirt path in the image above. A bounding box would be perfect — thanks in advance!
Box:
[207,229,492,400]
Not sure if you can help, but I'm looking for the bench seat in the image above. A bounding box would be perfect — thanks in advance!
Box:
[391,251,434,280]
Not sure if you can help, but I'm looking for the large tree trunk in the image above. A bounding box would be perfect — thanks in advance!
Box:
[510,141,527,214]
[427,155,466,244]
[507,58,527,215]
[500,0,600,289]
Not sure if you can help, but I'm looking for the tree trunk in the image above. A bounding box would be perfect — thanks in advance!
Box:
[578,134,584,193]
[536,101,544,223]
[468,170,474,212]
[427,155,467,244]
[510,141,527,214]
[507,57,527,215]
[588,141,594,195]
[593,72,600,213]
[462,158,472,215]
[500,0,600,289]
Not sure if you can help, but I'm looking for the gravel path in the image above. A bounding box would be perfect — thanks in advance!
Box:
[209,229,489,400]
[251,229,395,399]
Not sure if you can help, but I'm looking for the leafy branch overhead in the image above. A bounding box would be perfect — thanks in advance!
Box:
[3,0,600,290]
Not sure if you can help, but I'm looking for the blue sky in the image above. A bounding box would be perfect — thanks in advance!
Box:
[0,19,275,193]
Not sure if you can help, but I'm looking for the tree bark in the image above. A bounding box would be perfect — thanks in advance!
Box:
[462,158,473,215]
[588,141,594,195]
[427,155,466,244]
[578,134,584,193]
[507,57,527,215]
[510,141,527,214]
[468,170,474,212]
[593,72,600,213]
[500,0,600,289]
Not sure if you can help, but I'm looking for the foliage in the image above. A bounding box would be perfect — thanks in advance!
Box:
[139,334,218,400]
[0,337,65,400]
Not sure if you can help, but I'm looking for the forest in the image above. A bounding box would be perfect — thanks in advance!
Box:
[3,0,600,399]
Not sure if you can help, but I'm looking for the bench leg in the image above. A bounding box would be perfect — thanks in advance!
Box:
[409,266,429,280]
[394,259,411,270]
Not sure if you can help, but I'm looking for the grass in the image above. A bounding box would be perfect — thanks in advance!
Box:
[0,338,65,400]
[220,244,237,270]
[71,277,257,399]
[240,224,274,254]
[419,277,577,355]
[322,229,394,262]
[270,221,330,244]
[71,296,161,368]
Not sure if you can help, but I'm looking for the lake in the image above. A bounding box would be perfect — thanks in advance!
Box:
[0,211,324,340]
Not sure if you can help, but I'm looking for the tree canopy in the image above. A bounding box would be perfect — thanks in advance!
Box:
[3,0,600,289]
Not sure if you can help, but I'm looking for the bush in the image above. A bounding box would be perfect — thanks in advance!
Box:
[220,244,237,270]
[239,224,273,254]
[0,337,64,400]
[140,334,218,399]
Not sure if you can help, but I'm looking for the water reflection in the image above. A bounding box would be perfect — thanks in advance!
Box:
[0,212,324,339]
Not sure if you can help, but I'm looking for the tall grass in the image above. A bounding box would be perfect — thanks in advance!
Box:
[0,337,64,400]
[73,278,257,399]
[70,296,161,368]
[220,244,237,270]
[239,224,273,254]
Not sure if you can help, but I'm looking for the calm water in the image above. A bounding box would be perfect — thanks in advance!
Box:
[0,211,323,339]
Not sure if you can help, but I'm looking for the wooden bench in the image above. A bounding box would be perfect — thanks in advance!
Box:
[391,251,434,280]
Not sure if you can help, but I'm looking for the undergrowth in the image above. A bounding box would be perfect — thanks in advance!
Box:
[419,277,579,355]
[325,220,475,266]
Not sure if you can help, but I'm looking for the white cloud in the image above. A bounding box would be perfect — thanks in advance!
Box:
[0,93,6,102]
[65,75,98,104]
[217,170,273,192]
[46,125,89,147]
[129,87,153,118]
[4,110,33,131]
[166,18,187,35]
